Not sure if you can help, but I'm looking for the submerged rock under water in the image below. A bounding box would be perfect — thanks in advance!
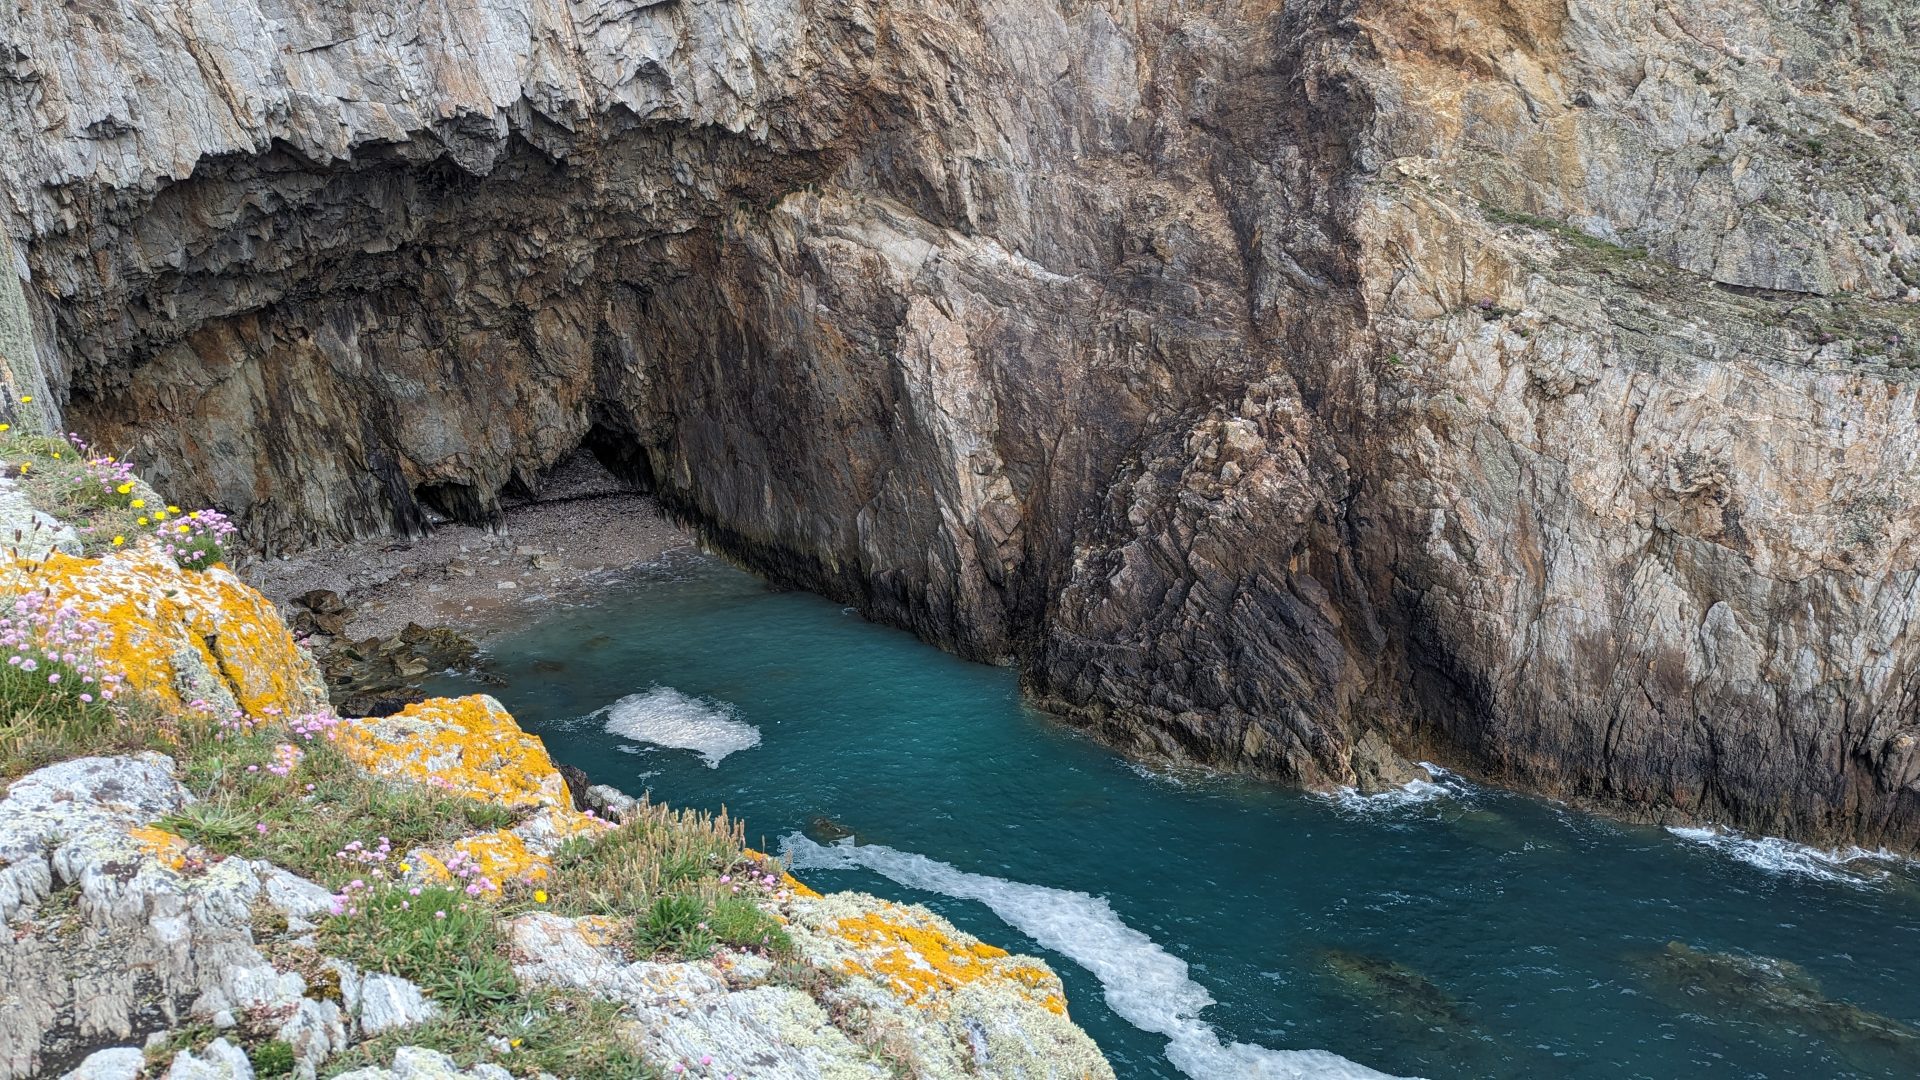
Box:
[1635,942,1920,1069]
[431,554,1920,1079]
[1317,949,1474,1031]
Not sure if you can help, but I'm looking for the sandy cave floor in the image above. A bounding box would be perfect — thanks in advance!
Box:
[241,453,694,642]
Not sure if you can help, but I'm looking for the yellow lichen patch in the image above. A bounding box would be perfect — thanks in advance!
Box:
[2,548,326,718]
[572,915,624,948]
[453,829,551,887]
[827,900,1066,1013]
[129,824,189,871]
[1001,958,1070,1015]
[743,848,823,899]
[333,695,572,811]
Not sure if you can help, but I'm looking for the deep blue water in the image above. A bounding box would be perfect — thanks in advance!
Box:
[428,552,1920,1079]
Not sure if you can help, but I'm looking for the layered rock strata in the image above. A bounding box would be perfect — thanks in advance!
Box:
[3,0,1919,847]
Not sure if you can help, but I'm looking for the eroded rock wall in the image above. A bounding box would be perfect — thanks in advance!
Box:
[4,0,1920,847]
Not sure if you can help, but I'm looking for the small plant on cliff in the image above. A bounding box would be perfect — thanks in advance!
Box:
[319,989,656,1079]
[154,507,237,571]
[0,430,237,568]
[173,735,526,886]
[248,1039,297,1077]
[634,892,716,957]
[319,881,517,1014]
[540,798,744,914]
[0,590,137,774]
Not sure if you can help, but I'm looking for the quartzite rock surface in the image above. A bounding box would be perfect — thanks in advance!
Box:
[3,0,1920,847]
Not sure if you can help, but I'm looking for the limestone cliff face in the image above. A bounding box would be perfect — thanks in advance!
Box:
[4,0,1920,848]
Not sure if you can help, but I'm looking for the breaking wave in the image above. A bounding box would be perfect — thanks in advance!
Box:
[1317,763,1472,815]
[1666,826,1907,887]
[783,834,1411,1080]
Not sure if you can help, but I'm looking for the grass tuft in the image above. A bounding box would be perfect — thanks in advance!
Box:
[318,883,518,1014]
[319,989,660,1078]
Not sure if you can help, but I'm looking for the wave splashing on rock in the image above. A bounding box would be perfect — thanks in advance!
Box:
[599,687,760,768]
[1317,763,1475,815]
[784,833,1409,1080]
[1665,826,1908,887]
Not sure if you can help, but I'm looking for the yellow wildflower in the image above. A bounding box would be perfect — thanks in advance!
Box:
[50,452,59,459]
[167,505,180,513]
[18,395,30,403]
[533,889,548,904]
[116,483,132,494]
[0,424,9,432]
[137,517,148,526]
[111,536,124,547]
[509,1039,522,1049]
[130,498,145,509]
[176,524,190,534]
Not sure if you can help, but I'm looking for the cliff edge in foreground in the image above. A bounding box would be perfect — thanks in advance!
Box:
[0,469,1111,1080]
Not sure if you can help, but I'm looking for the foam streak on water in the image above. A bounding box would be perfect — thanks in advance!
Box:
[1665,825,1904,887]
[600,687,760,768]
[783,834,1411,1080]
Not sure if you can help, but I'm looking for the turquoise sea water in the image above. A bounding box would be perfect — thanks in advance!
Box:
[427,552,1920,1079]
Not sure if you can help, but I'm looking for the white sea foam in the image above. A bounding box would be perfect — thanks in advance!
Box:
[1666,825,1905,887]
[783,834,1411,1080]
[599,687,760,768]
[1317,763,1471,814]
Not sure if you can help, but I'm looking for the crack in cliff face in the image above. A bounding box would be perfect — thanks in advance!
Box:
[6,0,1920,850]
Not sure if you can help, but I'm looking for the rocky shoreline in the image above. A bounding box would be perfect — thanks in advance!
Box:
[0,456,1111,1079]
[242,455,692,646]
[5,0,1918,852]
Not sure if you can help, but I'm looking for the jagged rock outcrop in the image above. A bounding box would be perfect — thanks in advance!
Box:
[0,534,1110,1078]
[0,755,359,1079]
[3,0,1919,848]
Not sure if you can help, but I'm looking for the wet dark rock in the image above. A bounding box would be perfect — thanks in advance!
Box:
[335,692,428,720]
[1348,732,1427,796]
[316,623,485,717]
[397,622,480,670]
[557,763,595,815]
[531,659,566,674]
[804,816,855,844]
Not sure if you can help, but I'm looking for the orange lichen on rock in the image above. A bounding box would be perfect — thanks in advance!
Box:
[1,548,327,719]
[340,694,611,900]
[333,695,573,811]
[827,900,1069,1015]
[453,829,550,886]
[128,824,190,871]
[744,848,823,899]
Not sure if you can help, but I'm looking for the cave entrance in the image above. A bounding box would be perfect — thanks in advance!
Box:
[400,422,656,537]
